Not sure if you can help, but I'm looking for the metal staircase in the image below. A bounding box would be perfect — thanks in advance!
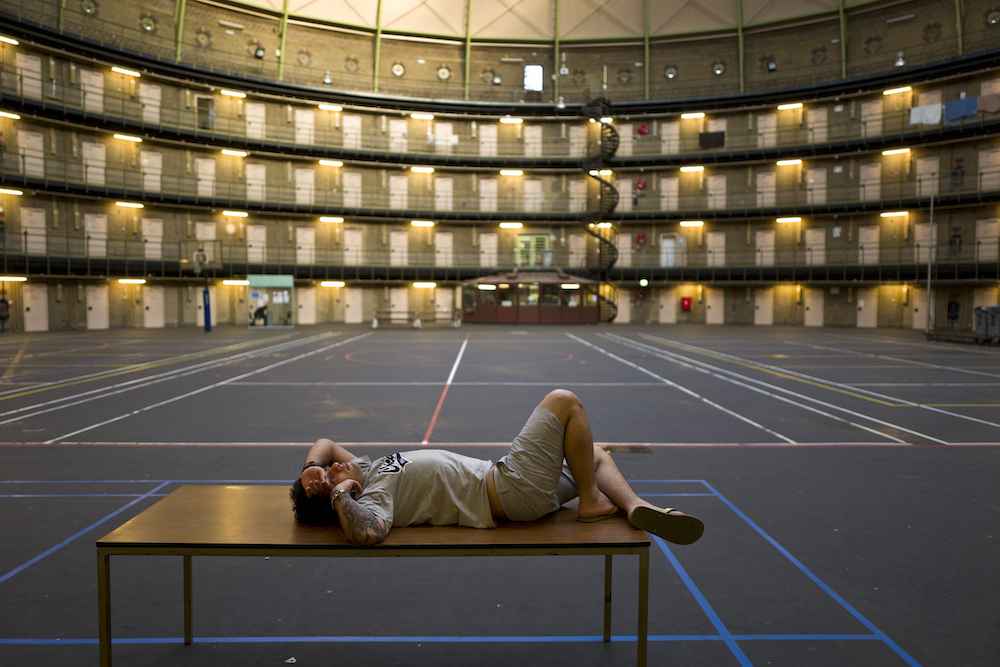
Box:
[580,98,620,323]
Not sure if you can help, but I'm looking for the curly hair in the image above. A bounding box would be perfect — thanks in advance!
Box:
[289,478,338,526]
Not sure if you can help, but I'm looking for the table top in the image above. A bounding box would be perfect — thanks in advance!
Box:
[97,485,650,550]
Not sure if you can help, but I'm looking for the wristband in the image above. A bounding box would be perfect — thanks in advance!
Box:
[302,461,324,473]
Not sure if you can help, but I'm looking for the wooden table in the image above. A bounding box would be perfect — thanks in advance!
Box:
[97,485,651,666]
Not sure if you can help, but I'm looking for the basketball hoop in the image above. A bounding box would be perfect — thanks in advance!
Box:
[192,250,207,277]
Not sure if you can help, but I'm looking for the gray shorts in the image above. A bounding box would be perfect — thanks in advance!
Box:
[493,406,581,522]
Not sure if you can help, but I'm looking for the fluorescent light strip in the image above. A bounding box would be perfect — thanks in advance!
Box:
[114,133,142,143]
[111,66,141,77]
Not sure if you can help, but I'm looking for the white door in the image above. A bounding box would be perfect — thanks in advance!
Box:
[660,121,679,153]
[390,230,408,266]
[142,218,163,260]
[754,288,774,325]
[915,222,938,263]
[344,287,363,323]
[246,163,266,201]
[15,52,42,99]
[342,171,362,207]
[569,179,587,213]
[17,130,45,178]
[706,288,724,324]
[390,287,408,322]
[20,207,46,254]
[658,287,677,324]
[139,83,161,125]
[707,174,726,209]
[982,78,1000,96]
[660,234,683,267]
[23,283,48,332]
[858,225,879,264]
[342,114,362,149]
[617,178,633,212]
[616,124,633,157]
[343,229,363,265]
[861,99,883,137]
[755,229,775,265]
[614,288,629,324]
[247,225,267,263]
[707,230,726,266]
[87,285,110,331]
[807,108,828,143]
[479,123,498,157]
[805,227,826,265]
[860,163,881,201]
[978,149,1000,191]
[976,219,999,261]
[195,158,215,197]
[857,287,878,328]
[388,175,408,209]
[142,285,165,328]
[806,167,827,205]
[195,221,217,261]
[435,231,453,266]
[804,288,824,327]
[295,168,315,205]
[479,232,498,267]
[524,179,543,213]
[916,156,940,198]
[706,118,727,147]
[524,125,543,157]
[479,178,498,212]
[434,122,454,154]
[434,287,453,321]
[196,286,217,327]
[911,287,935,330]
[756,172,776,207]
[918,90,942,107]
[757,113,776,148]
[435,178,453,211]
[569,125,588,157]
[295,108,315,145]
[616,232,632,268]
[80,69,104,114]
[85,214,107,257]
[246,102,266,141]
[389,119,408,152]
[296,227,315,264]
[141,151,162,192]
[297,286,317,324]
[660,176,679,211]
[569,233,586,267]
[82,141,106,187]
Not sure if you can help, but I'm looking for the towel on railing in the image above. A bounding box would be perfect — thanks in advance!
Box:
[699,131,726,149]
[943,97,979,124]
[909,103,942,125]
[980,94,1000,114]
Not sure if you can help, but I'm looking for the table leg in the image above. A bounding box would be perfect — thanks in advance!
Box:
[183,555,192,645]
[604,555,613,642]
[637,548,649,667]
[98,550,112,667]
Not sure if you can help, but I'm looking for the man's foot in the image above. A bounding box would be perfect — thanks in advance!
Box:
[630,506,704,545]
[575,506,627,523]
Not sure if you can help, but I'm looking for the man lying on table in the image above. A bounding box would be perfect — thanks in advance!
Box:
[289,389,704,547]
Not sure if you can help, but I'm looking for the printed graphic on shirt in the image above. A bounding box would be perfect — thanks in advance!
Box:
[377,452,410,475]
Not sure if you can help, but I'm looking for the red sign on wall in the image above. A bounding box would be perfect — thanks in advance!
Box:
[680,297,692,311]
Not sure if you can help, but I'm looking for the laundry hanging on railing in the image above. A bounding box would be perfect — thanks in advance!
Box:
[908,103,942,125]
[943,97,979,124]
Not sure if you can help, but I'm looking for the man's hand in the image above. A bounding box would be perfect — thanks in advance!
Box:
[301,466,330,498]
[333,478,363,500]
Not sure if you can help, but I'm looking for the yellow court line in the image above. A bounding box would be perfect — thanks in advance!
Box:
[921,404,1000,408]
[638,334,905,407]
[1,338,32,382]
[0,334,296,403]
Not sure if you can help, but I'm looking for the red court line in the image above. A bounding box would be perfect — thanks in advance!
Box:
[422,334,470,445]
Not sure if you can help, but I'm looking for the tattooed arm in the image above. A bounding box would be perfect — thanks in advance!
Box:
[332,481,387,545]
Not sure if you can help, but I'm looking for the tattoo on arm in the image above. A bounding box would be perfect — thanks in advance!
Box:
[335,497,387,545]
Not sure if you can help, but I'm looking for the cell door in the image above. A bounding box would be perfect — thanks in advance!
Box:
[916,156,940,198]
[342,172,362,207]
[390,287,408,322]
[979,149,1000,191]
[755,229,775,266]
[982,78,1000,96]
[295,108,315,145]
[756,172,776,207]
[141,151,162,192]
[706,288,724,324]
[85,213,107,257]
[707,230,726,266]
[296,227,315,264]
[390,230,409,266]
[389,119,408,152]
[524,125,543,157]
[660,234,682,267]
[23,283,49,332]
[754,288,774,325]
[911,287,935,330]
[807,108,828,143]
[859,163,881,201]
[344,287,363,323]
[142,217,163,259]
[139,83,161,125]
[82,141,106,186]
[915,222,938,263]
[195,221,217,261]
[479,232,498,267]
[707,118,727,147]
[196,286,217,328]
[246,102,266,141]
[660,121,679,153]
[658,287,677,324]
[479,178,498,212]
[707,174,726,209]
[976,219,999,261]
[142,285,165,328]
[569,125,588,157]
[569,233,586,267]
[569,179,587,213]
[295,168,315,205]
[660,176,679,211]
[342,114,362,149]
[479,124,497,157]
[247,225,267,263]
[435,178,453,211]
[20,207,46,254]
[524,179,543,213]
[804,288,824,327]
[856,287,878,328]
[434,287,453,321]
[616,124,633,157]
[15,52,42,99]
[805,228,826,265]
[858,225,879,264]
[246,163,266,201]
[17,130,45,178]
[343,229,363,265]
[806,167,827,204]
[389,174,408,209]
[435,231,453,266]
[757,114,776,148]
[196,96,214,130]
[616,233,632,268]
[297,287,317,325]
[80,69,104,114]
[434,122,454,154]
[617,178,633,212]
[861,100,883,137]
[195,158,215,198]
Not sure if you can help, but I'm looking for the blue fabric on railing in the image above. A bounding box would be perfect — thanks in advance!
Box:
[943,97,979,124]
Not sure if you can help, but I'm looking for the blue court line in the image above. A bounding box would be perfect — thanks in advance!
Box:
[0,481,171,586]
[0,494,164,498]
[0,479,294,484]
[699,480,923,667]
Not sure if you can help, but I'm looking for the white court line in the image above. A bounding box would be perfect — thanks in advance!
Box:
[849,383,1000,387]
[566,334,796,443]
[227,381,668,387]
[782,340,1000,378]
[43,333,371,444]
[421,335,469,444]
